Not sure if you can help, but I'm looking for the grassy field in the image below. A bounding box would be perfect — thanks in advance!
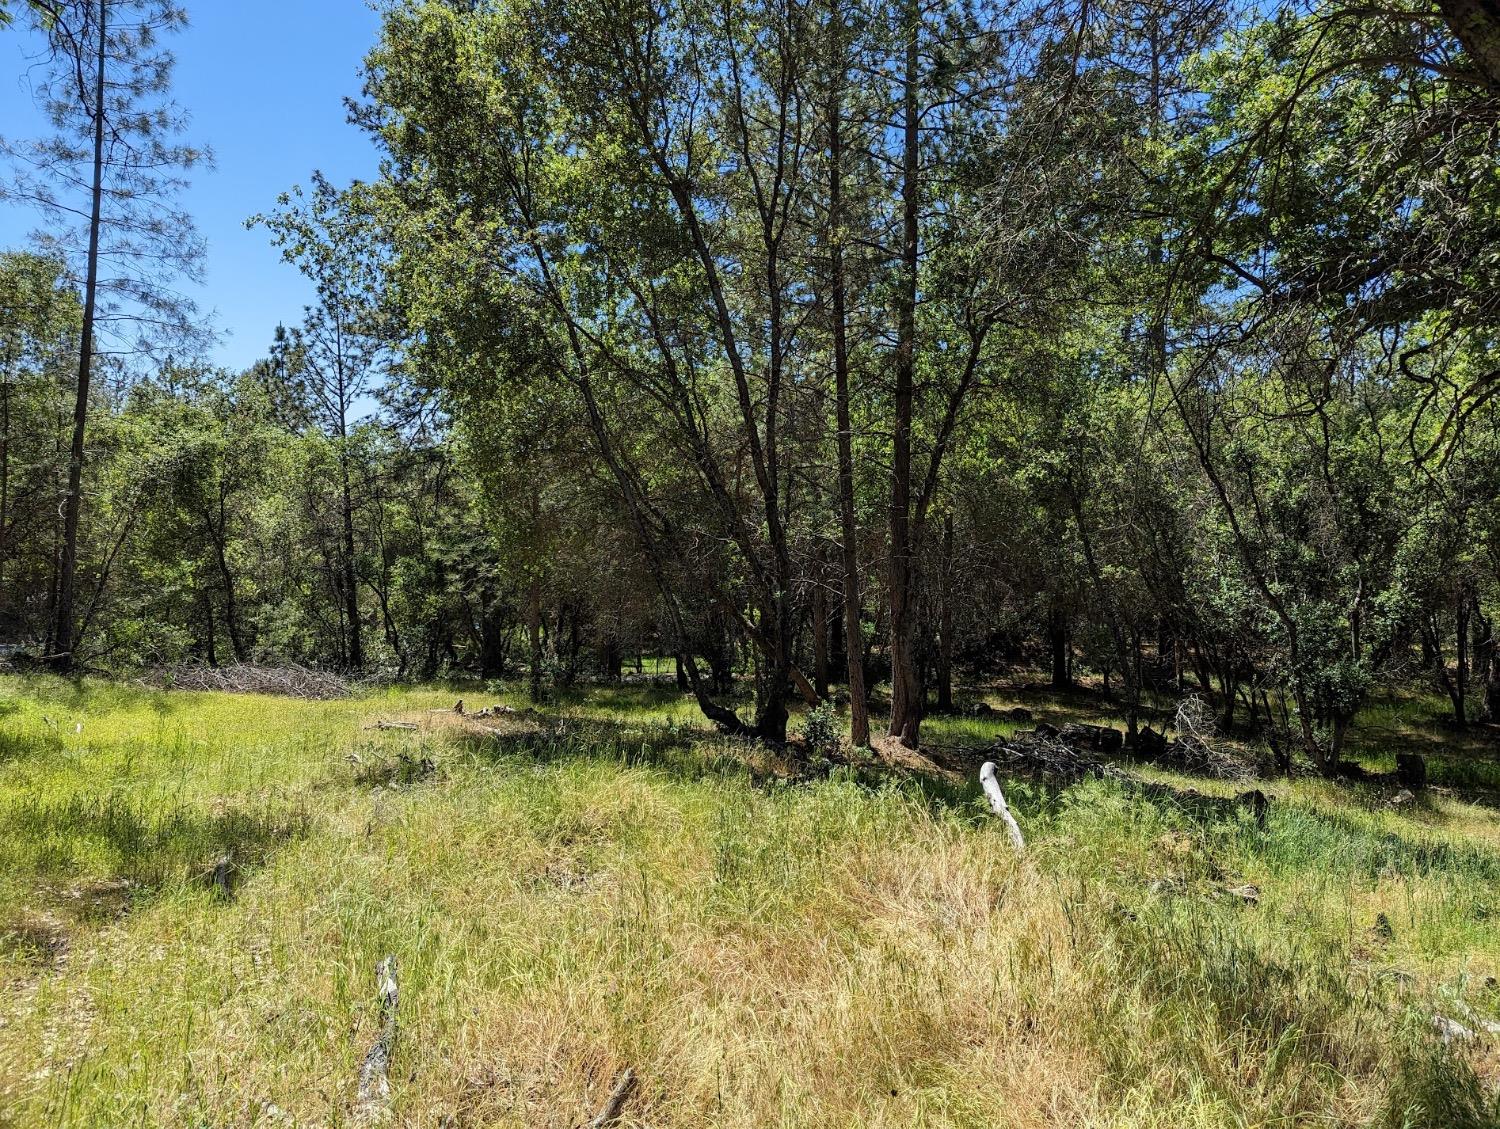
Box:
[2,675,1499,1127]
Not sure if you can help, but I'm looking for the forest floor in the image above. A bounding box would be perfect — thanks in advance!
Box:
[1,674,1499,1128]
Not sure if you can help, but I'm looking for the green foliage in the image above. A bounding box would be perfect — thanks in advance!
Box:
[800,698,841,760]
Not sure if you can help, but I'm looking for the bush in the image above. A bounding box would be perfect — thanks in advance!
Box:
[802,699,841,760]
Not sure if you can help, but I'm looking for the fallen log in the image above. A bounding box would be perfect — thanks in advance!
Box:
[1060,722,1123,753]
[365,721,418,732]
[586,1067,638,1129]
[979,761,1025,853]
[356,956,399,1123]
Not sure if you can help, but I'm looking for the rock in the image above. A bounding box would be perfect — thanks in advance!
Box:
[1134,725,1167,757]
[1432,1015,1476,1044]
[1389,788,1416,808]
[1395,752,1426,790]
[1224,883,1261,904]
[1236,789,1269,829]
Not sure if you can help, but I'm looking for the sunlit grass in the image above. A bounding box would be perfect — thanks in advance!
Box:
[1,674,1498,1127]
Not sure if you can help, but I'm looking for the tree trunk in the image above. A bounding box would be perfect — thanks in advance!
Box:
[339,450,363,670]
[527,576,543,703]
[49,1,107,671]
[601,638,622,682]
[887,0,923,748]
[828,12,870,747]
[1049,602,1071,689]
[203,593,218,667]
[1455,591,1470,727]
[208,512,247,662]
[0,356,10,613]
[937,513,954,712]
[811,570,830,699]
[1437,0,1500,91]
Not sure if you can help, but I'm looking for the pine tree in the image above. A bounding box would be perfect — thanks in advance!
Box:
[1,0,207,669]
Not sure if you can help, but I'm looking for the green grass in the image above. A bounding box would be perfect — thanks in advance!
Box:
[1,675,1498,1127]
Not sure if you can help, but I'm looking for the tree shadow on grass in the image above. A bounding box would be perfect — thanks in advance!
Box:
[444,711,770,788]
[0,793,311,898]
[0,726,64,765]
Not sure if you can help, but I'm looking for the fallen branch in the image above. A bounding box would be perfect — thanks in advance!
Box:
[356,956,399,1123]
[586,1068,637,1129]
[979,762,1025,853]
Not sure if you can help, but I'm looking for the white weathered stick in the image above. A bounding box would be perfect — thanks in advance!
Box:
[587,1068,637,1129]
[356,956,399,1123]
[979,762,1025,853]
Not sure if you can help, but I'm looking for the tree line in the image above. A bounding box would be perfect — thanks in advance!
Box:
[2,0,1499,773]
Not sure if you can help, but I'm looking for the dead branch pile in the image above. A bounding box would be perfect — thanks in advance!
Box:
[985,728,1120,782]
[139,662,352,700]
[1163,696,1256,781]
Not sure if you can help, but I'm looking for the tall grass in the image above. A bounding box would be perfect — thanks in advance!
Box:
[0,676,1497,1127]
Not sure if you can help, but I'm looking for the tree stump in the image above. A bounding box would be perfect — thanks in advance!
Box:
[1395,753,1426,790]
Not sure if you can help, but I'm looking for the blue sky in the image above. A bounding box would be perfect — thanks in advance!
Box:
[0,1,384,372]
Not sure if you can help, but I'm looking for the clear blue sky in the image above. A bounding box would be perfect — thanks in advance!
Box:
[0,1,384,372]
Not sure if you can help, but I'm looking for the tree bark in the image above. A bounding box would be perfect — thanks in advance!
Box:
[887,0,923,748]
[527,575,543,703]
[206,505,246,662]
[338,448,363,670]
[811,565,830,699]
[49,0,107,671]
[0,351,10,613]
[1049,602,1071,689]
[1437,0,1500,91]
[828,7,870,747]
[937,513,954,712]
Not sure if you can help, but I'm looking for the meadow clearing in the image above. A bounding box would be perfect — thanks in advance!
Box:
[1,675,1499,1128]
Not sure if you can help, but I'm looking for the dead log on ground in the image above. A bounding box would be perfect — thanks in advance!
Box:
[586,1068,638,1129]
[1059,722,1124,753]
[356,956,399,1123]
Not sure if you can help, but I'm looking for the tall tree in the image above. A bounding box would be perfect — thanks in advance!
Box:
[253,174,392,671]
[1,0,206,669]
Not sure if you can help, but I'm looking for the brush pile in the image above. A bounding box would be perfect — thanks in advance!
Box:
[140,662,352,700]
[985,728,1119,781]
